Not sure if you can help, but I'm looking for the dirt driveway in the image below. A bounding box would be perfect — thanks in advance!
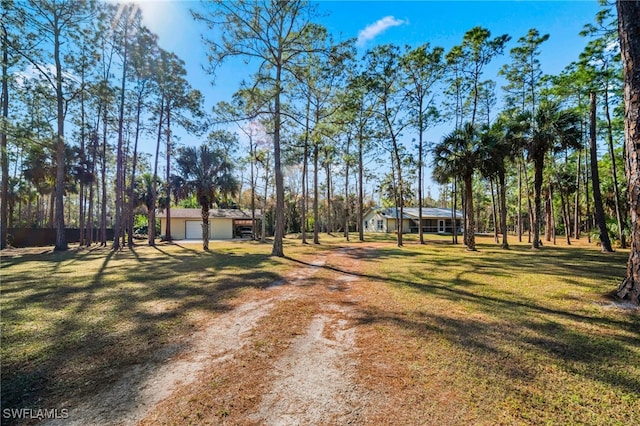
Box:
[44,245,395,425]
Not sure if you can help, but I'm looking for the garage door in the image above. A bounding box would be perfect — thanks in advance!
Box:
[185,220,206,239]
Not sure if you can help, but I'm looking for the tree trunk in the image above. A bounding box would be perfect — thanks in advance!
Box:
[344,135,350,241]
[358,135,364,242]
[100,103,108,246]
[616,0,640,303]
[150,95,164,246]
[545,189,552,242]
[418,110,425,245]
[201,205,209,251]
[113,23,129,251]
[559,184,571,245]
[0,22,8,249]
[127,97,143,247]
[490,178,499,244]
[523,159,535,244]
[261,156,269,243]
[87,166,95,245]
[301,97,310,244]
[590,91,614,252]
[584,143,592,242]
[517,163,522,242]
[550,184,557,245]
[393,144,403,247]
[452,179,458,244]
[574,148,581,239]
[476,190,481,235]
[464,174,476,250]
[53,17,67,251]
[562,162,573,239]
[532,155,543,249]
[313,132,320,244]
[271,62,285,257]
[499,172,509,249]
[604,85,626,248]
[87,126,99,245]
[78,65,87,247]
[164,106,172,242]
[325,158,332,234]
[250,135,257,241]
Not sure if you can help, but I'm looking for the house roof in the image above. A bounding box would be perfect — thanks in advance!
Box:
[157,208,262,219]
[374,207,462,220]
[377,208,413,220]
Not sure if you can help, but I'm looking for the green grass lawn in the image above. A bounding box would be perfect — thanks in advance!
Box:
[1,234,638,424]
[0,240,291,414]
[341,234,640,425]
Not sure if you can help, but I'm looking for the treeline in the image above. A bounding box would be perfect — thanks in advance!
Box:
[1,0,207,251]
[0,0,630,259]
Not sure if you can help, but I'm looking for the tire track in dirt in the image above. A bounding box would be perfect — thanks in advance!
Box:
[43,246,375,425]
[43,297,283,426]
[248,247,371,425]
[248,304,365,425]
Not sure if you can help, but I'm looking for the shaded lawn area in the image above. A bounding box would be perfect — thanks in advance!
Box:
[334,235,640,425]
[1,234,638,425]
[0,241,289,418]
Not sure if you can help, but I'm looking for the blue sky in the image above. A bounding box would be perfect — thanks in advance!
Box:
[135,0,603,196]
[140,1,603,106]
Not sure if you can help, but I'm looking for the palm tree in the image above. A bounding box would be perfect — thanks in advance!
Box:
[479,113,528,249]
[135,173,159,239]
[432,122,482,251]
[525,101,581,249]
[478,122,511,249]
[23,143,56,227]
[172,144,238,251]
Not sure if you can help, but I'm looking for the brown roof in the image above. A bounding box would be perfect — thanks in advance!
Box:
[156,208,262,219]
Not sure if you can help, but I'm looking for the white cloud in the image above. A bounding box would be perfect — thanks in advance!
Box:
[15,64,80,89]
[356,16,407,47]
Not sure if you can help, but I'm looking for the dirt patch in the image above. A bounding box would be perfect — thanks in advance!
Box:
[41,248,373,425]
[248,304,367,424]
[597,300,639,311]
[43,296,284,426]
[139,247,381,425]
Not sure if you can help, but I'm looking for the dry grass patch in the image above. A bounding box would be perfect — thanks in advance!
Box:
[0,240,290,422]
[344,235,639,425]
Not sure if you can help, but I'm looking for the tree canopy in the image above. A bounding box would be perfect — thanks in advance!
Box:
[1,0,638,304]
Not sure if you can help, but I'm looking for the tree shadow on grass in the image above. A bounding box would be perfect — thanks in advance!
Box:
[0,244,282,424]
[355,302,639,400]
[287,244,639,398]
[290,252,636,329]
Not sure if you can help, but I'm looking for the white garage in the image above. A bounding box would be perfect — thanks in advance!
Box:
[185,220,207,239]
[157,208,262,240]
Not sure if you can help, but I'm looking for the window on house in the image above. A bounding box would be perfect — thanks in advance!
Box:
[377,220,383,231]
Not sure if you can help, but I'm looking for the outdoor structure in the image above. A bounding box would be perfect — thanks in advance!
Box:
[157,208,261,240]
[363,207,463,234]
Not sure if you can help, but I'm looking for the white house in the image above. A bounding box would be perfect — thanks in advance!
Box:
[157,208,261,240]
[363,207,462,234]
